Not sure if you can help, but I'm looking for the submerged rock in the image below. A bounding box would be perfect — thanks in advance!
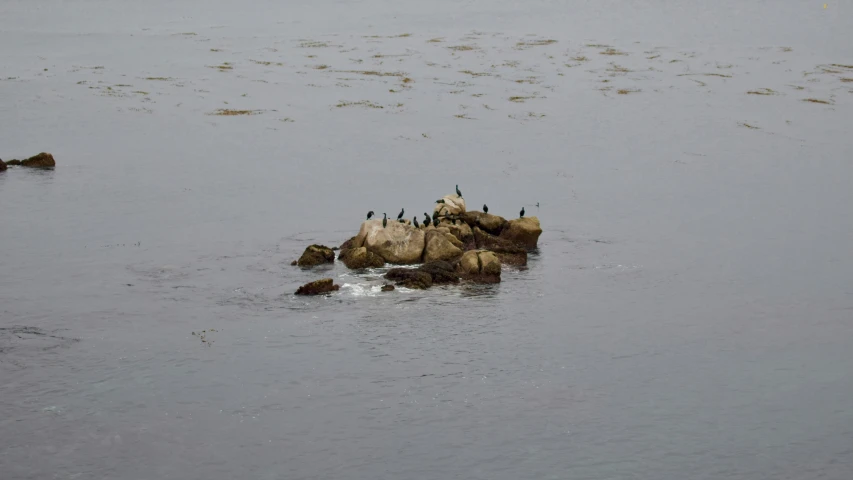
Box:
[433,194,466,216]
[385,268,433,289]
[460,211,507,235]
[499,216,542,249]
[295,278,340,295]
[297,244,335,267]
[339,246,385,269]
[473,227,528,266]
[20,152,55,168]
[354,219,425,264]
[456,250,501,283]
[418,261,459,284]
[381,284,395,292]
[423,229,463,263]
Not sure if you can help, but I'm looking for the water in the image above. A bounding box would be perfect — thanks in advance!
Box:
[2,1,852,479]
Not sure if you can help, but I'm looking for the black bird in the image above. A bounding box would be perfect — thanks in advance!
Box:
[366,210,374,220]
[432,211,439,225]
[520,207,525,218]
[413,216,420,228]
[423,213,431,227]
[456,184,462,197]
[397,208,405,220]
[435,199,445,204]
[382,213,387,228]
[536,202,540,208]
[483,204,489,213]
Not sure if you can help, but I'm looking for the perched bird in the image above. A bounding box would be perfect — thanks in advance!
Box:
[398,219,405,223]
[382,213,388,228]
[520,207,525,218]
[536,202,540,208]
[366,210,374,220]
[435,199,445,204]
[397,208,405,220]
[423,213,431,227]
[456,184,462,197]
[483,204,489,213]
[413,216,420,228]
[432,211,439,225]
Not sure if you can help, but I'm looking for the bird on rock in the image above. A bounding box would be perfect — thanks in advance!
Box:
[435,199,445,204]
[413,216,420,228]
[382,213,388,228]
[520,207,525,218]
[483,204,489,213]
[366,211,374,220]
[456,184,462,197]
[432,211,439,225]
[397,208,405,220]
[423,213,431,227]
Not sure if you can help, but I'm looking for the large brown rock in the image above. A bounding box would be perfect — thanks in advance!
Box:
[20,152,55,168]
[297,244,335,267]
[295,278,340,295]
[5,159,21,165]
[456,250,501,283]
[423,230,463,263]
[443,221,473,248]
[499,217,542,249]
[460,211,507,236]
[385,268,433,289]
[473,227,528,266]
[418,261,459,284]
[339,246,385,269]
[433,194,466,216]
[354,219,425,264]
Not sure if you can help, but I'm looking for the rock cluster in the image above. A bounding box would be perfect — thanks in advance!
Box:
[2,152,56,169]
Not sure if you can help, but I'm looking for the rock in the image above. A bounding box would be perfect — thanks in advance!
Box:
[290,260,297,266]
[354,219,425,264]
[381,284,395,292]
[473,227,528,266]
[20,152,55,168]
[339,237,355,252]
[295,278,340,295]
[456,250,501,283]
[423,229,463,263]
[340,246,385,269]
[0,159,6,171]
[433,194,466,216]
[385,268,433,289]
[5,159,21,165]
[460,211,507,235]
[296,244,335,267]
[499,216,542,249]
[418,261,459,284]
[444,221,474,249]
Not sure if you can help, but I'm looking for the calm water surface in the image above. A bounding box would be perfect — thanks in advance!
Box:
[2,1,852,479]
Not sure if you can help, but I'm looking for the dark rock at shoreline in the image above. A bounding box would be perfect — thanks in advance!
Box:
[460,211,507,236]
[473,227,528,266]
[418,261,459,284]
[339,246,385,269]
[0,159,6,171]
[297,244,335,267]
[5,159,21,165]
[381,284,395,291]
[20,152,56,168]
[385,268,433,289]
[295,278,340,295]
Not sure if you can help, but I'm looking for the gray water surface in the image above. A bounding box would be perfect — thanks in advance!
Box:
[2,1,852,479]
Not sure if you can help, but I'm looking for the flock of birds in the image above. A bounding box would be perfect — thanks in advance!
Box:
[365,185,529,229]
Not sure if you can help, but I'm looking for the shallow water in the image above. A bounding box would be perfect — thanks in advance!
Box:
[2,1,853,479]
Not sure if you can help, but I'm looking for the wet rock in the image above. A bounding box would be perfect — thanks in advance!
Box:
[418,261,459,284]
[339,237,355,252]
[20,152,55,168]
[460,211,507,235]
[296,244,335,267]
[433,194,466,216]
[5,159,21,165]
[353,219,425,265]
[295,278,340,295]
[423,229,463,263]
[381,284,395,292]
[499,217,542,249]
[385,268,433,289]
[0,159,6,171]
[473,227,528,266]
[339,246,385,269]
[456,250,501,283]
[445,221,474,249]
[290,260,297,266]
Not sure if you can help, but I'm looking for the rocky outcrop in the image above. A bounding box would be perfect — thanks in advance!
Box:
[20,152,55,168]
[295,278,340,295]
[460,211,507,235]
[418,261,459,284]
[499,217,542,249]
[0,159,6,171]
[433,194,466,216]
[423,230,463,263]
[354,219,425,264]
[5,159,21,165]
[473,227,528,266]
[339,246,385,269]
[297,244,335,267]
[456,250,501,283]
[385,268,433,289]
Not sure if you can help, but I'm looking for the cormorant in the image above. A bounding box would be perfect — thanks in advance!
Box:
[397,208,405,220]
[520,207,525,218]
[483,204,488,213]
[423,213,431,227]
[435,199,445,204]
[382,213,388,228]
[456,184,462,197]
[536,202,540,208]
[413,216,419,228]
[432,211,439,225]
[366,211,374,220]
